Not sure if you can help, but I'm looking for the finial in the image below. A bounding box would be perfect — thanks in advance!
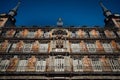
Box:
[8,0,21,17]
[99,0,107,12]
[57,17,63,27]
[99,0,112,17]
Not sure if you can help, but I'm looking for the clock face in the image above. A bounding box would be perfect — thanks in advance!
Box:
[0,18,8,27]
[112,18,120,28]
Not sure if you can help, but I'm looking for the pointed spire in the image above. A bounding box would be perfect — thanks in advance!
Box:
[99,0,112,17]
[8,0,21,17]
[57,18,63,27]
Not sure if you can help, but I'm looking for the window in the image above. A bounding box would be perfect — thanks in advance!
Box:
[0,18,8,27]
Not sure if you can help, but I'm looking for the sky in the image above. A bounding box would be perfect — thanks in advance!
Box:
[0,0,120,27]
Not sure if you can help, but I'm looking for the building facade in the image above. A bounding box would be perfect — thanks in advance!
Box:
[0,1,120,80]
